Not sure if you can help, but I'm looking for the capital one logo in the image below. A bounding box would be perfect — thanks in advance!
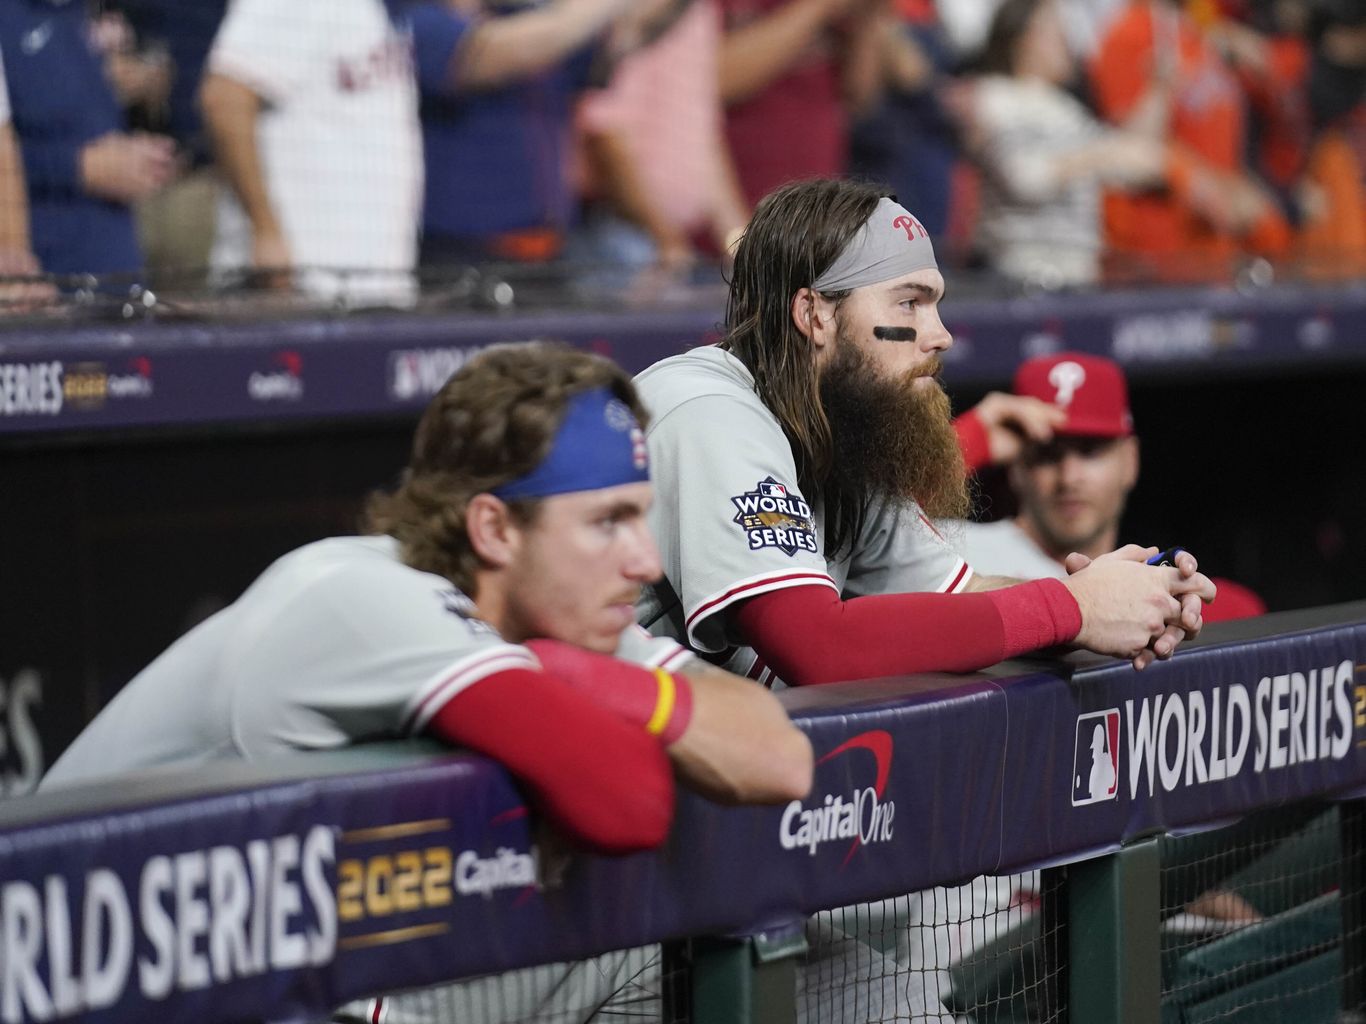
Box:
[1072,709,1120,806]
[1048,360,1086,407]
[780,730,895,864]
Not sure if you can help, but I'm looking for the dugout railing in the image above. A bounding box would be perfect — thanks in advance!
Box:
[1,602,1364,1024]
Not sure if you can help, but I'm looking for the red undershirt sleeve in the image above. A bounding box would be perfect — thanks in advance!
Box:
[732,578,1082,686]
[423,667,675,854]
[953,410,992,474]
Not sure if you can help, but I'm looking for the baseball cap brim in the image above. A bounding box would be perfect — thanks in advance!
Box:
[1057,412,1133,438]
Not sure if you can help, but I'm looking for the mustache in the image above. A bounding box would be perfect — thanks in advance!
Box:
[905,356,944,383]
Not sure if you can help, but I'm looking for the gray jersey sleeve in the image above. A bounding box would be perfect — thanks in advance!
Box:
[646,392,838,654]
[228,552,537,757]
[614,625,694,671]
[955,519,1066,581]
[837,498,974,599]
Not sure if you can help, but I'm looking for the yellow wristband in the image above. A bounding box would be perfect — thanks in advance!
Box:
[645,668,676,737]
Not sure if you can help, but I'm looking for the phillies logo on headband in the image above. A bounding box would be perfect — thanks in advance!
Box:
[892,214,928,242]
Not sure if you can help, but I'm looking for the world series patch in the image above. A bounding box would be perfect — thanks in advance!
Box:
[731,477,818,556]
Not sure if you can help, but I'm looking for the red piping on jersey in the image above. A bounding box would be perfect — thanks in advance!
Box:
[917,511,947,541]
[685,572,837,631]
[371,998,383,1024]
[943,561,971,594]
[402,648,535,734]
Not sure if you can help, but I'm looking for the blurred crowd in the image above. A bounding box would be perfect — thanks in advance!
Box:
[0,0,1362,305]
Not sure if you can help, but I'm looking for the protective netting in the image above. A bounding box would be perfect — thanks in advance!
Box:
[333,945,680,1024]
[800,871,1065,1024]
[1158,803,1361,1023]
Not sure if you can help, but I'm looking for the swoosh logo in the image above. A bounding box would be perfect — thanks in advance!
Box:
[21,22,53,55]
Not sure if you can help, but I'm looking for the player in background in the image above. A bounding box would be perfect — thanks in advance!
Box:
[958,350,1266,621]
[636,176,1216,694]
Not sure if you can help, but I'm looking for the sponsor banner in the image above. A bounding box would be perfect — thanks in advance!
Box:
[1,285,1364,435]
[0,313,717,435]
[998,619,1366,870]
[1,612,1364,1023]
[0,759,549,1024]
[669,679,1012,918]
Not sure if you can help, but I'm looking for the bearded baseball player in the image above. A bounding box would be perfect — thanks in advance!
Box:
[636,177,1216,688]
[634,175,1217,1022]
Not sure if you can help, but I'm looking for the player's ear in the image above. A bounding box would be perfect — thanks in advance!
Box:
[1122,436,1140,491]
[791,287,831,348]
[466,493,519,569]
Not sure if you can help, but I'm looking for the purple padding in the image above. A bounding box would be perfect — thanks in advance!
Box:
[0,605,1363,1024]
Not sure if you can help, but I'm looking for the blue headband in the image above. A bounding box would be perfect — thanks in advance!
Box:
[491,387,649,500]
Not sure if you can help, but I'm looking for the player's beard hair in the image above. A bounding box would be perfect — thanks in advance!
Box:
[819,329,970,531]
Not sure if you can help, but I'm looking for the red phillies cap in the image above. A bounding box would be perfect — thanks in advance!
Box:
[1012,352,1133,438]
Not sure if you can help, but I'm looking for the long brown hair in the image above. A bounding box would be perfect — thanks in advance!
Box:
[720,178,889,555]
[364,342,648,594]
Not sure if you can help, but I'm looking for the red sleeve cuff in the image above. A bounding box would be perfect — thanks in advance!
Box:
[988,577,1083,658]
[954,410,991,473]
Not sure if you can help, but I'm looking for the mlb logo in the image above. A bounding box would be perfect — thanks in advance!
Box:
[759,481,788,499]
[1072,709,1120,806]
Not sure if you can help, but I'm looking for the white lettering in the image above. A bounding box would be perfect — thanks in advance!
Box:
[247,372,303,402]
[137,856,175,1000]
[1158,696,1186,792]
[1207,688,1227,781]
[268,836,307,971]
[779,788,894,856]
[1333,660,1353,759]
[1126,697,1160,799]
[455,847,538,898]
[1290,672,1308,764]
[302,826,336,966]
[82,870,131,1011]
[174,851,211,991]
[208,847,252,983]
[3,881,51,1023]
[1254,677,1270,772]
[246,840,270,975]
[1227,685,1251,777]
[106,374,153,399]
[0,362,63,417]
[1185,691,1208,785]
[43,878,78,1016]
[1320,668,1335,761]
[1270,674,1290,769]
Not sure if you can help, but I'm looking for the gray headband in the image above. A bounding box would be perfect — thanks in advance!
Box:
[811,197,938,293]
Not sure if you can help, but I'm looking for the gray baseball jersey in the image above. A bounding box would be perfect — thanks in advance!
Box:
[635,347,973,686]
[956,519,1066,581]
[44,536,689,787]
